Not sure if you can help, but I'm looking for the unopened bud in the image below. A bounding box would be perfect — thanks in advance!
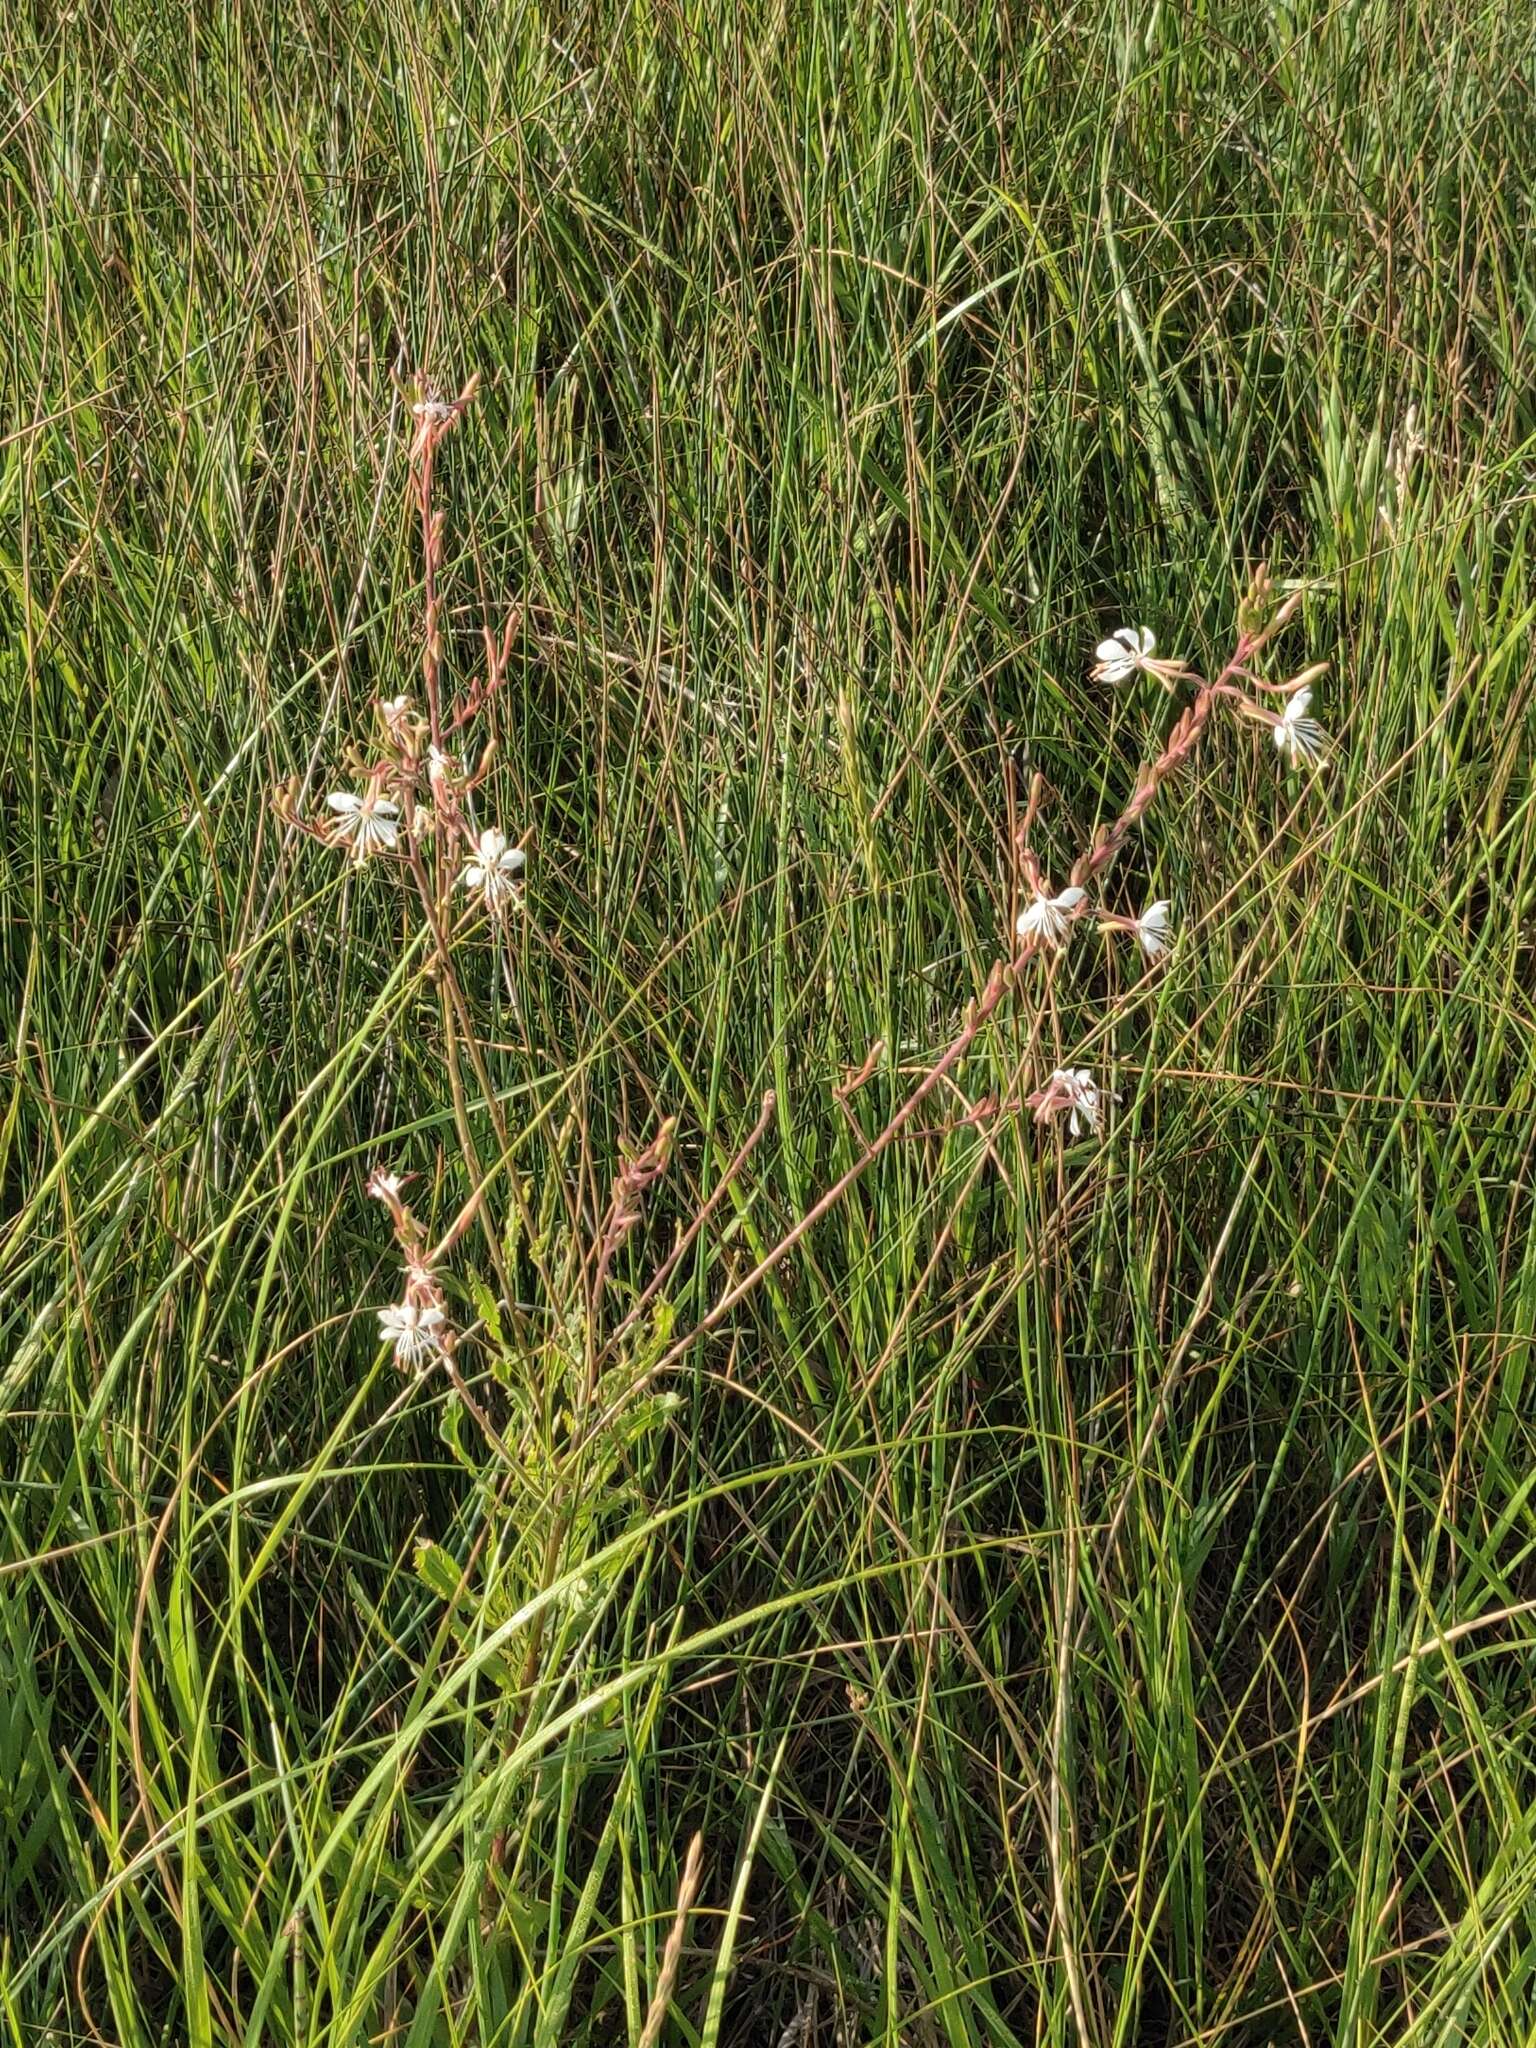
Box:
[1285,661,1329,691]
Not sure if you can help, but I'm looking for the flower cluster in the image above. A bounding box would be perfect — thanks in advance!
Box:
[311,720,529,911]
[272,378,541,1373]
[367,1164,451,1371]
[1018,599,1332,1140]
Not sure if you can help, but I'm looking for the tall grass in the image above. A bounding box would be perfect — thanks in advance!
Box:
[3,1,1536,2041]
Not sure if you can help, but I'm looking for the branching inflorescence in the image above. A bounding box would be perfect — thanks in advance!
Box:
[276,377,1330,1406]
[1017,590,1328,1125]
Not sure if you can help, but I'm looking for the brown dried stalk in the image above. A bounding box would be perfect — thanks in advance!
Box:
[637,1833,706,2048]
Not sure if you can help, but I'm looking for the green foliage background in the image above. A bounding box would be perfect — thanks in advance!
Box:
[3,0,1536,2041]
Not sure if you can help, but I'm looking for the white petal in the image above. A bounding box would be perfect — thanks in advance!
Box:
[1095,638,1127,665]
[1053,886,1086,912]
[355,814,397,852]
[1137,901,1172,951]
[1133,627,1156,656]
[1018,897,1067,945]
[327,792,363,816]
[1274,703,1326,765]
[461,862,486,889]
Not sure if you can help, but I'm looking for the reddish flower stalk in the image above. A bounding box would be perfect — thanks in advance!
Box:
[585,1114,680,1399]
[368,1166,454,1365]
[1068,638,1243,891]
[410,375,477,750]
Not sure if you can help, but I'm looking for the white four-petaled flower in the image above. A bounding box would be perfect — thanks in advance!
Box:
[1053,1069,1103,1136]
[377,1301,446,1368]
[1132,900,1174,960]
[326,790,400,857]
[1093,625,1157,683]
[1273,687,1326,767]
[458,828,526,911]
[1016,884,1086,949]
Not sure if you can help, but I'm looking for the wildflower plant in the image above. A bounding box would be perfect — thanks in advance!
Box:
[1002,574,1331,1120]
[271,380,1335,1912]
[271,379,771,1889]
[19,12,1531,2038]
[279,374,1336,1431]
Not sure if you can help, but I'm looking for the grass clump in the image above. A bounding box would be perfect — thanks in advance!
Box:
[3,2,1536,2043]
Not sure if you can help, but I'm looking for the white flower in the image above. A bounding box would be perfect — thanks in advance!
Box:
[1132,900,1174,960]
[410,394,458,457]
[326,790,399,857]
[379,694,415,741]
[377,1301,446,1368]
[1054,1069,1103,1136]
[1016,884,1086,949]
[367,1166,405,1204]
[458,827,526,911]
[1273,687,1326,767]
[1093,625,1157,683]
[1059,1070,1102,1135]
[1028,1066,1113,1136]
[426,747,460,802]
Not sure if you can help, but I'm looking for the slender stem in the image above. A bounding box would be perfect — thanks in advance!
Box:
[640,958,1020,1388]
[419,441,445,751]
